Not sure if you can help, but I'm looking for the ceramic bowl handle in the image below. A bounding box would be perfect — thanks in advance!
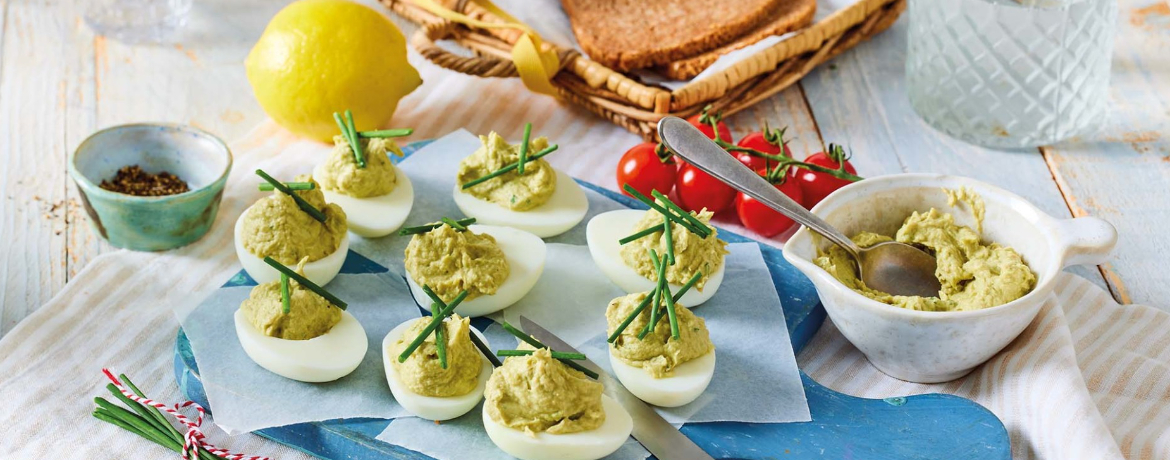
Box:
[1055,216,1117,267]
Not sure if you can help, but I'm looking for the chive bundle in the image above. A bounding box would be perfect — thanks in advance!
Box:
[608,267,703,343]
[397,289,469,364]
[417,285,502,368]
[280,273,291,314]
[460,144,559,190]
[499,321,599,379]
[398,217,477,236]
[259,181,314,191]
[261,257,347,310]
[255,169,326,223]
[619,184,712,243]
[334,110,365,168]
[93,372,226,460]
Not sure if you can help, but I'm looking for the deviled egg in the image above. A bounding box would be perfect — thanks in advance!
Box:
[403,220,545,317]
[587,206,729,307]
[605,291,716,407]
[234,260,366,383]
[236,172,348,286]
[382,314,491,421]
[483,348,632,460]
[453,130,587,238]
[313,135,414,238]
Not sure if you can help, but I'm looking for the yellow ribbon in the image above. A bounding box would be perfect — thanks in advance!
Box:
[408,0,560,96]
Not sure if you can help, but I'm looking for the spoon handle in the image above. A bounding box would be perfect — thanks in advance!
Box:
[657,117,861,255]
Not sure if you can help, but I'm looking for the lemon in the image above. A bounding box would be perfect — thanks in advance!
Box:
[245,0,422,142]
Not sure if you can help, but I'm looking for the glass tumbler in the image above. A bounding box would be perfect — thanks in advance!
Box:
[906,0,1117,148]
[84,0,193,44]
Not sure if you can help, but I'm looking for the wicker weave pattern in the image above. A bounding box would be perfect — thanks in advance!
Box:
[386,0,905,140]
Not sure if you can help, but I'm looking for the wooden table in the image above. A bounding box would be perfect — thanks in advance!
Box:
[1,0,1167,338]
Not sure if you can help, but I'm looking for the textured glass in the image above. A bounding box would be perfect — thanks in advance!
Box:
[84,0,193,44]
[907,0,1117,148]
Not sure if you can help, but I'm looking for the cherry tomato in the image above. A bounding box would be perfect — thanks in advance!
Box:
[735,131,791,171]
[795,147,858,208]
[686,113,734,143]
[616,142,676,198]
[736,171,804,237]
[676,163,736,214]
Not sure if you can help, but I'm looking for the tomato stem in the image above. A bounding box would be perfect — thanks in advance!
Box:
[717,140,864,182]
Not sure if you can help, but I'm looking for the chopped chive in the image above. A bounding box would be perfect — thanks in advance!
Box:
[663,212,676,265]
[662,274,680,340]
[497,349,587,360]
[431,302,448,369]
[344,110,366,168]
[621,184,707,237]
[499,321,599,379]
[607,292,655,343]
[639,250,668,340]
[460,145,559,189]
[398,217,477,236]
[259,181,314,191]
[517,123,532,175]
[261,257,346,309]
[359,128,413,138]
[652,190,713,236]
[673,271,704,302]
[333,111,355,160]
[441,217,468,232]
[255,169,326,222]
[619,223,665,245]
[420,285,500,367]
[398,290,469,363]
[280,273,291,314]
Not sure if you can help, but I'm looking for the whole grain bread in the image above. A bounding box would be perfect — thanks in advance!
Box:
[659,0,817,80]
[561,0,790,72]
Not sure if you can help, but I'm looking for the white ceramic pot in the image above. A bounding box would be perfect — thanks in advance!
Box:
[783,174,1116,383]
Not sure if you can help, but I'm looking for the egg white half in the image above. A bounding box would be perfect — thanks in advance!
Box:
[452,169,588,238]
[234,309,367,383]
[609,348,716,407]
[234,207,348,286]
[483,394,632,460]
[405,224,546,317]
[585,210,725,307]
[316,167,414,238]
[382,319,492,421]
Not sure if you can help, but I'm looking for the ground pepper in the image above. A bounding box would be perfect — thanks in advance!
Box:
[99,165,189,196]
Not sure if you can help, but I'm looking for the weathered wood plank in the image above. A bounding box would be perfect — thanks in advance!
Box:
[0,0,72,335]
[796,15,1111,292]
[1041,0,1170,308]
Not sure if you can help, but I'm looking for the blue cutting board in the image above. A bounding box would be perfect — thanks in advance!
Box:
[174,140,1010,460]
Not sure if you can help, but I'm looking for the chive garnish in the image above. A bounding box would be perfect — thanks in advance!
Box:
[441,217,468,232]
[618,223,665,245]
[651,189,713,236]
[663,211,676,265]
[663,273,680,340]
[606,292,655,343]
[517,123,532,175]
[499,321,599,379]
[397,289,469,363]
[398,217,477,236]
[359,128,413,138]
[280,273,291,314]
[460,144,559,189]
[497,349,587,360]
[259,181,314,191]
[672,271,704,302]
[255,169,326,223]
[344,110,366,168]
[261,257,347,309]
[639,249,668,340]
[431,302,448,369]
[419,285,501,367]
[620,184,709,238]
[333,112,359,165]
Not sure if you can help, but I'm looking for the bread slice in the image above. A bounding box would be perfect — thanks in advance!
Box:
[561,0,791,72]
[658,0,817,80]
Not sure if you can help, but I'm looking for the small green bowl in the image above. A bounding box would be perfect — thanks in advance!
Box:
[69,123,232,251]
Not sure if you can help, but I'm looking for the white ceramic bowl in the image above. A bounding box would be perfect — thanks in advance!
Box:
[783,174,1116,383]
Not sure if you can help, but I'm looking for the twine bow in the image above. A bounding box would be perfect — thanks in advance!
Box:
[102,369,268,460]
[407,0,561,96]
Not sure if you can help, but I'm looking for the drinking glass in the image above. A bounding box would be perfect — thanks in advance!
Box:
[906,0,1117,148]
[83,0,193,44]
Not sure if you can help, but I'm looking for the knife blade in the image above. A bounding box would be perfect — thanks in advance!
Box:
[518,315,714,460]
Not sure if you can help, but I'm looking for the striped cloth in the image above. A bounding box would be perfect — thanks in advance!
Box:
[1,53,1168,460]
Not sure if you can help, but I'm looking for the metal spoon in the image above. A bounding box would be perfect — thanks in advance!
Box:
[657,116,941,298]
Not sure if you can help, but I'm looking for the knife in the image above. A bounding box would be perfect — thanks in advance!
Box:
[518,315,714,460]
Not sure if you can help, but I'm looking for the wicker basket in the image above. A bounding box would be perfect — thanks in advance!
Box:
[384,0,906,140]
